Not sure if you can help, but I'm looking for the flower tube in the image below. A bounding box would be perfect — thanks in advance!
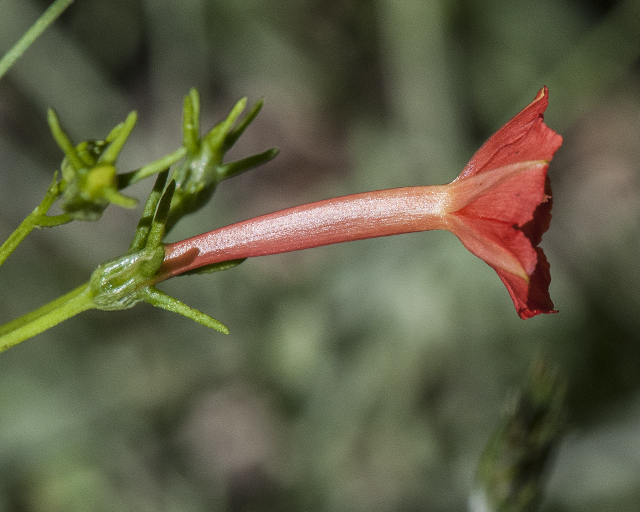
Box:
[160,87,562,319]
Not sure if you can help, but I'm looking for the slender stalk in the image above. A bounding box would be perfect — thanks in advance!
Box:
[117,148,187,189]
[0,175,71,267]
[0,0,75,80]
[0,283,93,352]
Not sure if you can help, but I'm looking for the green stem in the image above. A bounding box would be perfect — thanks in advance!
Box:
[118,147,187,189]
[0,283,94,352]
[0,0,75,80]
[0,175,72,267]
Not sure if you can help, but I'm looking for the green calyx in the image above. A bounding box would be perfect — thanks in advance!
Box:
[49,109,139,221]
[165,88,279,231]
[89,172,230,332]
[89,246,165,311]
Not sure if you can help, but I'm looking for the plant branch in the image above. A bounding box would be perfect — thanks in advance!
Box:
[0,283,93,352]
[0,0,75,80]
[0,173,71,266]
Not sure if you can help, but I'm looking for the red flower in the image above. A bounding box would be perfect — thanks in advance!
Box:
[160,87,562,319]
[443,87,562,318]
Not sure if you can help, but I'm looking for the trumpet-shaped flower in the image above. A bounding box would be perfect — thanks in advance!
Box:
[160,87,562,319]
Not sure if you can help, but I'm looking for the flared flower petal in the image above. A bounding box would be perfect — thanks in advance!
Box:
[445,87,562,318]
[456,87,561,180]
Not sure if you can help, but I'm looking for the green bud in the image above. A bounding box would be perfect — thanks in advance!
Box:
[48,109,138,221]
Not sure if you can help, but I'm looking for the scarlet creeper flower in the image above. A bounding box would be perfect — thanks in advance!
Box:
[160,87,563,319]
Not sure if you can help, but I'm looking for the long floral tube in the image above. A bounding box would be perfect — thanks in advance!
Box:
[160,87,563,319]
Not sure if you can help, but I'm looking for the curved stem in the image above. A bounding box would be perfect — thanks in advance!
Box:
[0,175,71,267]
[0,283,94,352]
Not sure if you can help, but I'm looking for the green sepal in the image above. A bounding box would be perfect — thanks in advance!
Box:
[218,148,280,181]
[142,287,229,334]
[128,170,170,252]
[223,98,264,151]
[88,245,165,311]
[182,88,201,152]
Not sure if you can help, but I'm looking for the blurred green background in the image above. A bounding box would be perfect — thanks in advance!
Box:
[1,0,640,510]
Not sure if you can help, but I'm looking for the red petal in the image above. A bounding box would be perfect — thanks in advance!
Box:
[455,163,549,229]
[496,248,557,319]
[450,214,538,278]
[448,88,562,318]
[455,87,562,181]
[452,172,556,318]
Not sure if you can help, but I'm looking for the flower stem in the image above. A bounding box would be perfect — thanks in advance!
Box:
[118,148,187,189]
[0,0,75,80]
[0,283,93,352]
[0,174,72,267]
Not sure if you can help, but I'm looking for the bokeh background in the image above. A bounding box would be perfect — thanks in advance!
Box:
[1,0,640,510]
